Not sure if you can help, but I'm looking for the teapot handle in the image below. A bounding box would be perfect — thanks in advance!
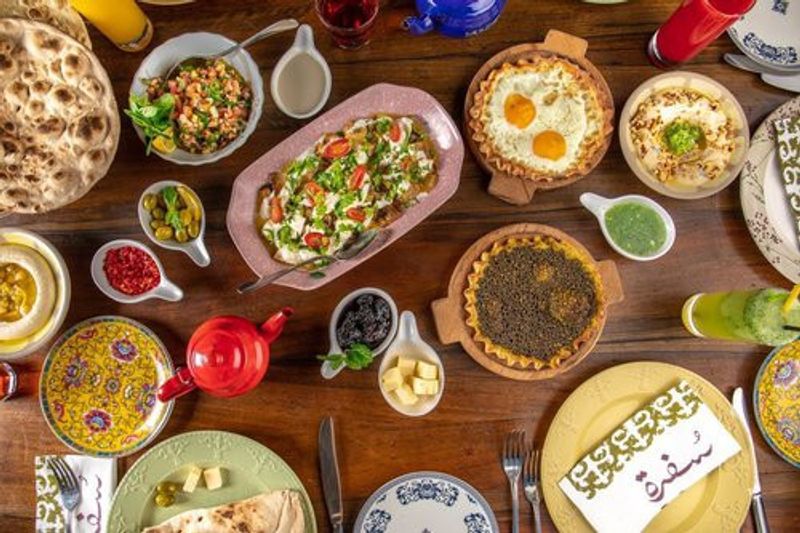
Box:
[157,367,196,402]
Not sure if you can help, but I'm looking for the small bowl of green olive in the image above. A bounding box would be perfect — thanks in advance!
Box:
[138,180,211,267]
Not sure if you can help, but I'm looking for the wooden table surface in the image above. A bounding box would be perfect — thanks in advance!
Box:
[1,0,799,531]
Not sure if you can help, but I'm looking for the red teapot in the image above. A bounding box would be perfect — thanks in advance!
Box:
[158,307,293,401]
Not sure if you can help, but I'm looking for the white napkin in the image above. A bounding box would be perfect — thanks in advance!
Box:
[558,380,741,533]
[35,455,117,533]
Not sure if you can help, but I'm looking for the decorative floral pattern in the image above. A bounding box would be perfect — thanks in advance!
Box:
[396,478,459,506]
[742,32,798,66]
[40,317,173,457]
[756,342,800,466]
[355,472,498,533]
[772,0,788,15]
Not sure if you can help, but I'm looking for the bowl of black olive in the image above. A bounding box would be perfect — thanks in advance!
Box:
[320,288,398,379]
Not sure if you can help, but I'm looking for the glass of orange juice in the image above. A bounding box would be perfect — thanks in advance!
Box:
[70,0,154,52]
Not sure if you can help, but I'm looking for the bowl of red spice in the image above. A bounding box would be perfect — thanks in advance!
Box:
[91,240,183,303]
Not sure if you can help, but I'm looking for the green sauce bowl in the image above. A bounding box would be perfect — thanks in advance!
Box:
[580,192,676,261]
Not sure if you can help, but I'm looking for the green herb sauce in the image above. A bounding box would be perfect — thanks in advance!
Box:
[604,202,667,257]
[662,120,705,156]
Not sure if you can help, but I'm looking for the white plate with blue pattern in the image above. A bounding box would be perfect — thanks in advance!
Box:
[729,0,800,71]
[353,471,498,533]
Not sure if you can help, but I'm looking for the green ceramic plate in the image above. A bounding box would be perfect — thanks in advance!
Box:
[107,431,317,532]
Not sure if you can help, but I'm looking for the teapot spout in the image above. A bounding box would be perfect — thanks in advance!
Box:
[260,307,294,344]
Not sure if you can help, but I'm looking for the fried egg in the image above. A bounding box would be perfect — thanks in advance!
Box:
[478,58,606,176]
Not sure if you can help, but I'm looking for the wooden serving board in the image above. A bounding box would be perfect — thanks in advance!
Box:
[463,30,615,206]
[430,223,623,381]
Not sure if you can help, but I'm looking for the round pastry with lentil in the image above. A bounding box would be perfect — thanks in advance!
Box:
[464,235,605,370]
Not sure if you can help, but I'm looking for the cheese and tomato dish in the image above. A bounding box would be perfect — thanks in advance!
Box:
[256,115,437,265]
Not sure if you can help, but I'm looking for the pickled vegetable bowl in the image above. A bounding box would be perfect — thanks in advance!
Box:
[143,185,203,244]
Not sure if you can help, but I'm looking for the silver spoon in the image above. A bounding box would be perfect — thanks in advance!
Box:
[237,229,381,294]
[164,18,299,81]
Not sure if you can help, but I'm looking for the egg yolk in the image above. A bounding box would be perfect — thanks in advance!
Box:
[504,94,536,129]
[532,130,566,160]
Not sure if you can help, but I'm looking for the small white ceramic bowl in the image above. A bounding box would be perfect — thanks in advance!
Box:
[378,311,444,417]
[321,287,399,380]
[138,180,210,267]
[129,32,264,165]
[91,240,183,304]
[0,228,71,361]
[580,192,676,262]
[270,24,332,119]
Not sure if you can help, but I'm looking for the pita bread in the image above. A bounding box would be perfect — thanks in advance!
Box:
[141,490,306,533]
[0,18,119,214]
[0,0,90,49]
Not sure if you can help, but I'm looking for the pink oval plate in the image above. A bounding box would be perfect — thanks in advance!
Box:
[226,83,464,290]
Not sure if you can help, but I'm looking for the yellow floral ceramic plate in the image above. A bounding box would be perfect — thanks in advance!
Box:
[39,316,174,457]
[754,342,800,468]
[542,361,754,533]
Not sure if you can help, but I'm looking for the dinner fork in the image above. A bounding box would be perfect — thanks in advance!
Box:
[48,457,81,533]
[502,429,526,533]
[524,446,542,533]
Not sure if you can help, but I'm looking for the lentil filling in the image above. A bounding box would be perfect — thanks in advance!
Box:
[474,245,599,361]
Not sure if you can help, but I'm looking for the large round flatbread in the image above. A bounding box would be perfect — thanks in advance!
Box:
[0,18,119,214]
[0,0,91,49]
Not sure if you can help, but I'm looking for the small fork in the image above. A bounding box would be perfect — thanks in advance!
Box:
[48,457,81,533]
[524,446,542,533]
[502,429,526,533]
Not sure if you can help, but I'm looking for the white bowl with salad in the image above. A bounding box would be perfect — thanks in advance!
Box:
[126,32,264,165]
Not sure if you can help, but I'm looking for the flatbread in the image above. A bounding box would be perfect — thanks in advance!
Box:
[0,18,119,214]
[0,0,91,49]
[141,490,306,533]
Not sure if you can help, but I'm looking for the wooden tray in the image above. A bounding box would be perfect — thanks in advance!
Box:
[463,30,615,206]
[430,223,623,381]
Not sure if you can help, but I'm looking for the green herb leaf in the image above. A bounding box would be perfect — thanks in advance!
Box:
[316,343,374,371]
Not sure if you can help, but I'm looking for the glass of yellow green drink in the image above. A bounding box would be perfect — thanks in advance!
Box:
[682,288,800,346]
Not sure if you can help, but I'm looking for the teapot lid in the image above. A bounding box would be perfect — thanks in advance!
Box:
[187,316,269,397]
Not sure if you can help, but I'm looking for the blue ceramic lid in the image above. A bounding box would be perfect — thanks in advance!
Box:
[405,0,506,38]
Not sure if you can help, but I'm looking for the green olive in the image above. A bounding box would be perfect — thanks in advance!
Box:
[154,492,175,508]
[156,481,179,495]
[151,207,166,220]
[175,228,189,243]
[188,221,200,239]
[149,219,166,230]
[155,226,174,241]
[179,209,193,226]
[142,194,158,211]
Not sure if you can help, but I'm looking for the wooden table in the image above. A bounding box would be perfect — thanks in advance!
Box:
[1,1,798,531]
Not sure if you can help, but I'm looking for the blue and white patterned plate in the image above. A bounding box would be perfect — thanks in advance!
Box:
[729,0,800,71]
[353,471,498,533]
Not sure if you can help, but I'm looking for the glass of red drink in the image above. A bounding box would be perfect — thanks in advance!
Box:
[648,0,754,67]
[0,362,17,402]
[316,0,379,49]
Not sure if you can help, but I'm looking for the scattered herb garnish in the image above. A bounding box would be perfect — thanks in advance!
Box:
[309,271,326,279]
[317,343,374,371]
[662,120,705,156]
[162,186,183,231]
[124,93,175,155]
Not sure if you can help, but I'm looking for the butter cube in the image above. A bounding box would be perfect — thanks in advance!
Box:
[415,360,438,380]
[394,383,418,406]
[397,356,416,377]
[411,376,439,396]
[203,467,223,491]
[183,465,202,493]
[382,367,404,392]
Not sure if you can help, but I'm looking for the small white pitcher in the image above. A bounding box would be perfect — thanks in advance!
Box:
[270,24,332,119]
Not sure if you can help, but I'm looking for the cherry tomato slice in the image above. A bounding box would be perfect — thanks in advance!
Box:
[346,207,366,222]
[304,232,326,249]
[269,196,283,223]
[322,138,350,159]
[389,120,403,143]
[348,165,367,191]
[305,181,324,198]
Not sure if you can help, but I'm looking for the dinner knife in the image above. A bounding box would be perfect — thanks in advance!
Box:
[319,416,344,533]
[761,73,800,93]
[732,387,770,533]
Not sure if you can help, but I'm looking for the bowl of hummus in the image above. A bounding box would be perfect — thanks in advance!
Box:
[0,229,71,361]
[620,72,749,200]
